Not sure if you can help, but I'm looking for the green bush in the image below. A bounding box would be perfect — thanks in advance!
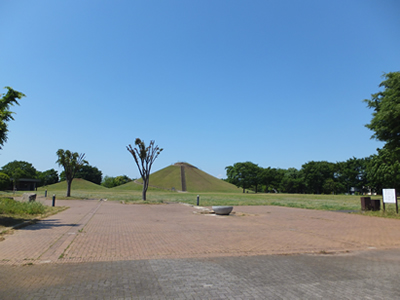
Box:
[0,172,11,190]
[0,197,46,215]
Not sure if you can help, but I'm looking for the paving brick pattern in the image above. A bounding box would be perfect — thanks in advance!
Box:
[2,200,400,265]
[1,200,400,299]
[1,250,400,299]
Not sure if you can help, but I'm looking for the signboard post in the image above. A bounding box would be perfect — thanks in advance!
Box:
[382,189,398,213]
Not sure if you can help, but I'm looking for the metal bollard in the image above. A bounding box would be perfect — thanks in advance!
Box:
[45,190,47,198]
[52,194,56,207]
[197,195,200,206]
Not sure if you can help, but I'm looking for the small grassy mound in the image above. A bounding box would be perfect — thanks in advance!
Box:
[37,178,106,191]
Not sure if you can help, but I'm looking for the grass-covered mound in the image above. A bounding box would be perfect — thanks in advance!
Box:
[137,162,242,193]
[38,178,106,191]
[111,181,161,192]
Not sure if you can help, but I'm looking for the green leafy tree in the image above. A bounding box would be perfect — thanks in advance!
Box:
[126,139,163,200]
[336,157,369,194]
[1,161,37,179]
[102,176,116,188]
[74,165,102,184]
[367,148,400,192]
[114,175,131,186]
[260,167,285,193]
[56,149,88,197]
[0,87,26,149]
[0,172,11,190]
[301,161,336,194]
[37,169,59,187]
[225,162,262,193]
[101,175,132,188]
[364,71,400,152]
[280,168,305,193]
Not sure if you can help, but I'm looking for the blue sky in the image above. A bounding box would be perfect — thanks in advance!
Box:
[1,0,399,179]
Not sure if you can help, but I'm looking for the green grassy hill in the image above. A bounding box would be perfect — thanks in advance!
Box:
[137,162,241,193]
[37,178,106,191]
[111,180,161,192]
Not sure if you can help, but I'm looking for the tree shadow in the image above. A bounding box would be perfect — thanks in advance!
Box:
[19,219,79,230]
[0,216,79,231]
[0,216,31,228]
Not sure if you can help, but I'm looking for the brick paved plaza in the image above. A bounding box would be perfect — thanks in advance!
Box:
[1,199,400,299]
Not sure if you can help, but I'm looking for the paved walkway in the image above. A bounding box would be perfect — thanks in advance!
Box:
[1,200,400,265]
[1,200,400,299]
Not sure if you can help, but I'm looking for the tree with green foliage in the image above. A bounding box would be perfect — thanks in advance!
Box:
[367,148,400,192]
[127,139,163,200]
[364,71,400,152]
[1,160,37,191]
[301,161,336,194]
[101,175,132,188]
[74,165,102,185]
[226,162,262,193]
[101,176,116,188]
[280,168,305,194]
[336,157,369,194]
[0,172,11,190]
[114,175,131,186]
[56,149,88,197]
[37,169,59,187]
[364,71,400,192]
[260,167,285,193]
[1,160,37,179]
[0,87,26,149]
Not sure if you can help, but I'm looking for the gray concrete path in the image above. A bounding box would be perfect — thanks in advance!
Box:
[1,250,400,299]
[1,200,400,299]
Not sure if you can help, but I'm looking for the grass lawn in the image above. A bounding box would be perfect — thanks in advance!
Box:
[37,182,396,216]
[0,196,67,233]
[21,178,398,220]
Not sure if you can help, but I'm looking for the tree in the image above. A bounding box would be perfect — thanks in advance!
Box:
[56,149,88,197]
[280,168,305,194]
[336,157,369,194]
[37,169,59,187]
[74,165,102,184]
[364,71,400,152]
[0,87,26,149]
[126,139,163,200]
[101,175,132,188]
[114,175,132,186]
[1,160,37,179]
[0,172,10,190]
[260,167,285,193]
[366,148,400,193]
[225,162,261,193]
[301,161,335,194]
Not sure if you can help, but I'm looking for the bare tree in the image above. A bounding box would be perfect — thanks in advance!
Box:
[126,138,163,200]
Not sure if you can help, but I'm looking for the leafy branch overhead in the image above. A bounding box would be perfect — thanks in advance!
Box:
[0,86,26,149]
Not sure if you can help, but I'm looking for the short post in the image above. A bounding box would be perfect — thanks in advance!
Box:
[45,190,47,198]
[52,194,56,207]
[197,195,200,206]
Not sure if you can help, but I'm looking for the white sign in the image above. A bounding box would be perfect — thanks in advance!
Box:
[383,189,397,204]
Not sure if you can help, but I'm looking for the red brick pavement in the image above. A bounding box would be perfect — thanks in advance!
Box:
[1,200,400,265]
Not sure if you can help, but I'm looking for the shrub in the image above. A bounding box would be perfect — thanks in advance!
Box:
[0,197,46,215]
[0,172,11,190]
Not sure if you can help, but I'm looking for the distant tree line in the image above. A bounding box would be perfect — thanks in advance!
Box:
[0,160,131,190]
[225,157,374,195]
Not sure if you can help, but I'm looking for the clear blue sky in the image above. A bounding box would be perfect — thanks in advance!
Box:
[1,0,399,179]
